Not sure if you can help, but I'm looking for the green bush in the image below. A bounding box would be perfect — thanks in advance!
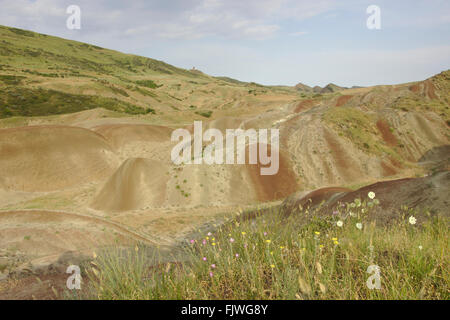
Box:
[0,86,149,118]
[195,110,213,118]
[136,80,161,89]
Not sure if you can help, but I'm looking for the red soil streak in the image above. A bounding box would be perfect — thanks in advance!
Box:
[380,160,397,177]
[247,144,298,202]
[323,128,361,182]
[424,80,438,99]
[409,81,438,99]
[335,95,353,107]
[409,84,420,93]
[389,157,403,169]
[376,119,397,146]
[294,100,316,113]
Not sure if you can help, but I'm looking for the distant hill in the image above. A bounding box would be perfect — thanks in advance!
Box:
[321,83,346,93]
[295,82,348,94]
[294,82,313,92]
[0,25,299,121]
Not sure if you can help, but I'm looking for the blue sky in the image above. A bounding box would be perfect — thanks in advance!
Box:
[0,0,449,87]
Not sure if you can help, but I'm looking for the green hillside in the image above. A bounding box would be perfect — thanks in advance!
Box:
[0,25,300,122]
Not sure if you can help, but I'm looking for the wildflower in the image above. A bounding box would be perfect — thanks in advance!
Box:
[202,239,206,245]
[270,264,275,269]
[336,220,344,227]
[241,232,246,235]
[265,239,271,244]
[211,264,216,269]
[319,244,324,248]
[206,237,209,240]
[356,223,363,230]
[212,242,216,246]
[209,272,214,277]
[270,251,274,255]
[244,244,248,248]
[229,238,235,243]
[190,239,195,244]
[332,210,338,215]
[264,232,268,236]
[212,238,215,241]
[314,231,320,235]
[368,191,376,200]
[418,246,423,250]
[333,240,339,245]
[409,216,417,225]
[207,232,212,236]
[340,203,345,208]
[280,246,285,249]
[331,237,338,241]
[235,254,239,258]
[202,257,207,261]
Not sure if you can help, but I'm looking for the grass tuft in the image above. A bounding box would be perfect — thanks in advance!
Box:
[81,194,449,300]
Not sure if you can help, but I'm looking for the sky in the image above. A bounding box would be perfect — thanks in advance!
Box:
[0,0,449,87]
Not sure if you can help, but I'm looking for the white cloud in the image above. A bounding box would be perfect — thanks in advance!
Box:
[0,0,337,40]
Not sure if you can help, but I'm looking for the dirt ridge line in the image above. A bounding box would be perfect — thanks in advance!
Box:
[0,209,156,245]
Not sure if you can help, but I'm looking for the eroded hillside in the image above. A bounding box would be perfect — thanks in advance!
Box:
[0,26,448,275]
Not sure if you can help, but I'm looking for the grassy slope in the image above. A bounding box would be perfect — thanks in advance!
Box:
[322,70,450,161]
[0,25,300,123]
[81,194,448,300]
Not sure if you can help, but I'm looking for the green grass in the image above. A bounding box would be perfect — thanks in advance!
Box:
[195,110,213,118]
[0,86,150,118]
[80,194,448,300]
[0,25,201,78]
[135,79,161,89]
[0,25,304,121]
[324,107,404,162]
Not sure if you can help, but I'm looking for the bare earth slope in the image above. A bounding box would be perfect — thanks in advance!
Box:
[0,27,449,284]
[91,158,169,212]
[0,125,118,192]
[281,171,450,224]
